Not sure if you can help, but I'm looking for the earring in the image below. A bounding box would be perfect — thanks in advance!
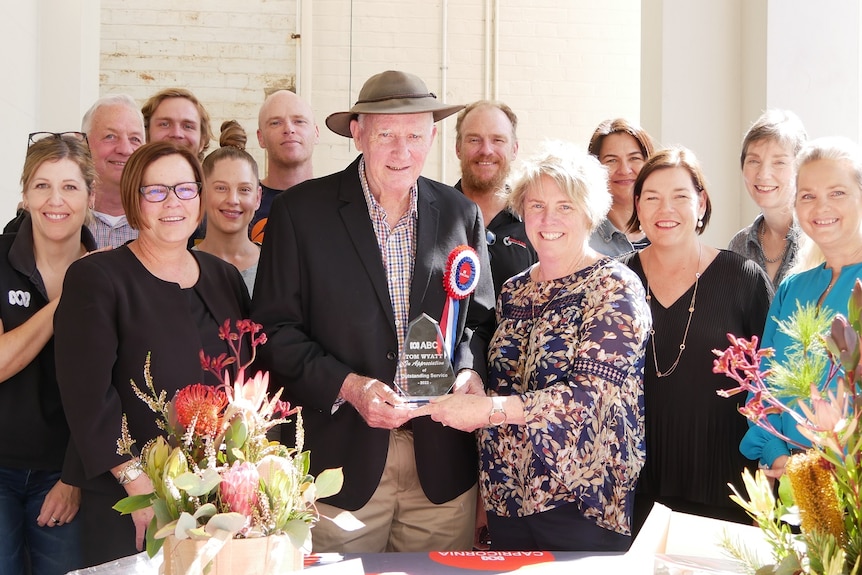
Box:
[697,219,703,229]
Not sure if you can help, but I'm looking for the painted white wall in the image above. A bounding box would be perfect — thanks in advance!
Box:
[313,0,643,185]
[0,1,100,224]
[641,0,744,248]
[0,3,39,222]
[765,0,861,141]
[7,2,860,245]
[96,0,641,191]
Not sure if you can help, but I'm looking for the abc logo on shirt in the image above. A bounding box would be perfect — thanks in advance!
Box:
[8,290,31,307]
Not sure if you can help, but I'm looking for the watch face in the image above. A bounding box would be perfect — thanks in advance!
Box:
[489,410,507,426]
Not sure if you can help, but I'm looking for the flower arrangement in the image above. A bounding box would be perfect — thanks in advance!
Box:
[714,280,862,575]
[113,319,347,565]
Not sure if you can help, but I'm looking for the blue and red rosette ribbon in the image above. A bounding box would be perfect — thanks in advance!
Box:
[439,245,481,359]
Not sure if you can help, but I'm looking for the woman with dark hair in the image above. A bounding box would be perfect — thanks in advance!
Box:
[621,146,772,531]
[587,118,657,256]
[55,141,249,566]
[0,132,96,574]
[728,109,808,286]
[196,121,262,295]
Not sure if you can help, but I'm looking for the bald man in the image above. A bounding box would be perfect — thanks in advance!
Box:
[251,90,320,242]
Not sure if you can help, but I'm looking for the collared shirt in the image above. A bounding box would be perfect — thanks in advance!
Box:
[0,213,97,470]
[359,158,418,390]
[588,218,648,258]
[454,180,537,297]
[727,214,799,288]
[89,211,138,249]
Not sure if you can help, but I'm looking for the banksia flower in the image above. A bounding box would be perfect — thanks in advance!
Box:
[785,450,845,545]
[173,384,227,437]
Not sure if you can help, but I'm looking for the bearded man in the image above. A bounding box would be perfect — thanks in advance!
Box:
[454,101,536,295]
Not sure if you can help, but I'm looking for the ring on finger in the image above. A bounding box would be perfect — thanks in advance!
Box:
[51,516,60,525]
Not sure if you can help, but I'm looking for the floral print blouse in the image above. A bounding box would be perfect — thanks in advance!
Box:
[478,258,651,535]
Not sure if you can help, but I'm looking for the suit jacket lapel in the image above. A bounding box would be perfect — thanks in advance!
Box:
[338,157,397,334]
[411,178,438,319]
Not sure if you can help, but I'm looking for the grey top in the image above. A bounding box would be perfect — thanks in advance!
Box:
[589,218,649,257]
[727,213,800,288]
[240,262,258,297]
[191,245,257,297]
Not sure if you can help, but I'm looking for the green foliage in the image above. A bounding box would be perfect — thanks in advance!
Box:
[766,302,832,400]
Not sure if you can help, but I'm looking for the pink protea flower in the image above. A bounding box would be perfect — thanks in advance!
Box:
[220,460,260,517]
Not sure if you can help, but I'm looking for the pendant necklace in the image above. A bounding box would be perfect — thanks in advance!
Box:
[645,244,701,378]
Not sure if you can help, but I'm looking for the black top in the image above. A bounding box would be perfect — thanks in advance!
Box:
[622,250,772,509]
[253,156,496,510]
[55,246,250,491]
[0,214,96,470]
[455,180,537,297]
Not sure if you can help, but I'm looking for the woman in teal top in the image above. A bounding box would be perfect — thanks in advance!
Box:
[740,136,862,476]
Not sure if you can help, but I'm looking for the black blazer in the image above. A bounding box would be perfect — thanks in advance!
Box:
[55,247,250,492]
[252,155,495,509]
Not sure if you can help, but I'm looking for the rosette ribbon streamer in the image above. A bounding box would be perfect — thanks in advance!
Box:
[440,246,481,360]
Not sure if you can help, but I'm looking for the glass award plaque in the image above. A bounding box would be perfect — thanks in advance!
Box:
[396,313,456,405]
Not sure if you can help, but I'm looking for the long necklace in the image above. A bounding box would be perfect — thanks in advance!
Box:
[645,245,701,378]
[759,221,788,264]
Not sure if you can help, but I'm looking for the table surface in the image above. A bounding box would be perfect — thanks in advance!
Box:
[69,549,657,575]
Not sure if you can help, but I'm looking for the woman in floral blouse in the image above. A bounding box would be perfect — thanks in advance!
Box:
[424,141,651,551]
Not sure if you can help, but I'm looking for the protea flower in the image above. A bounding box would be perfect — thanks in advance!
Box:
[220,461,260,517]
[173,384,227,437]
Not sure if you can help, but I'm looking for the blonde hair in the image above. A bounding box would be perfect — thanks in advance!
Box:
[507,140,610,233]
[202,121,259,182]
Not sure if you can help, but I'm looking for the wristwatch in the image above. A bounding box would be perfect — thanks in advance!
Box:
[116,459,144,485]
[488,397,507,427]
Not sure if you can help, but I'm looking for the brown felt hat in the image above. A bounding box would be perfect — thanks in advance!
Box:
[325,70,464,138]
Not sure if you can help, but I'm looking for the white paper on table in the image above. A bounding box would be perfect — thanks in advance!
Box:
[303,557,365,574]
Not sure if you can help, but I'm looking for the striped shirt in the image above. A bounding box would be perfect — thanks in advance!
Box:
[358,158,418,390]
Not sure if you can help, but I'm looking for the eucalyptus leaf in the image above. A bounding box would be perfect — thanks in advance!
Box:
[175,512,198,537]
[194,503,218,520]
[329,510,365,532]
[205,512,246,535]
[314,467,344,499]
[282,519,312,552]
[154,520,179,540]
[772,552,803,575]
[187,526,212,540]
[174,468,221,496]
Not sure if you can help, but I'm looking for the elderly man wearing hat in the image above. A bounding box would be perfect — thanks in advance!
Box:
[252,70,495,552]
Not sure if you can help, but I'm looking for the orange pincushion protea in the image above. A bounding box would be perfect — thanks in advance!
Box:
[173,384,227,437]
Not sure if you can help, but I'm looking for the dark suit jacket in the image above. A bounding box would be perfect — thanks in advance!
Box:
[252,155,495,509]
[55,246,250,493]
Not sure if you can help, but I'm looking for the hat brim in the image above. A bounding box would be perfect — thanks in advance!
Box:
[326,99,465,138]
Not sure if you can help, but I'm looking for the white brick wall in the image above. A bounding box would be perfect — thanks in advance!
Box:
[100,0,300,172]
[99,0,641,187]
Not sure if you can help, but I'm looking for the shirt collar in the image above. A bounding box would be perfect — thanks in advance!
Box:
[358,157,418,220]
